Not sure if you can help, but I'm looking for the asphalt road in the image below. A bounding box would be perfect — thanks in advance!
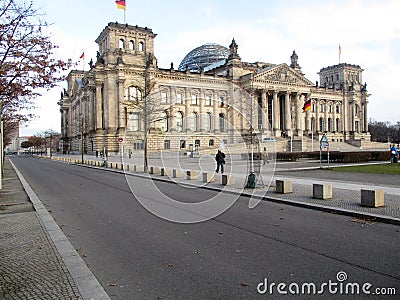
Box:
[11,156,400,299]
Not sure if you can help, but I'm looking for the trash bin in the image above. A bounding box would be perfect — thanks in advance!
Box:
[245,173,256,188]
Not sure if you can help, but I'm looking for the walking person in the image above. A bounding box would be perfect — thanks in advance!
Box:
[262,147,269,165]
[215,149,226,174]
[390,144,398,163]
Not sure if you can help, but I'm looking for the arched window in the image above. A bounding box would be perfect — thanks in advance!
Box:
[119,38,125,49]
[311,117,316,132]
[319,117,324,132]
[328,118,332,132]
[190,112,198,131]
[204,112,212,132]
[125,86,142,103]
[138,41,144,51]
[219,113,225,132]
[336,118,340,132]
[159,111,168,132]
[129,40,135,50]
[175,111,183,132]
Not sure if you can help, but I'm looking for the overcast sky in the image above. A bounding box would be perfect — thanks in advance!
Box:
[20,0,400,136]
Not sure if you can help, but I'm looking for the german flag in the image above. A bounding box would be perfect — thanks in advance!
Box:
[115,0,126,10]
[79,52,85,59]
[302,99,311,112]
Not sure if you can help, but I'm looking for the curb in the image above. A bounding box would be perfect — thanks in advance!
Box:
[9,159,111,300]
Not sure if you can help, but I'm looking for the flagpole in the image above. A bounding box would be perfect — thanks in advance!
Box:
[124,8,126,23]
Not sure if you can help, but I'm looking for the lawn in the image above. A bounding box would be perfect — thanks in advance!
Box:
[330,163,400,175]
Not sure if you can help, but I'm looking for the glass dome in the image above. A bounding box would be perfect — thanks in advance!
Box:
[178,43,229,72]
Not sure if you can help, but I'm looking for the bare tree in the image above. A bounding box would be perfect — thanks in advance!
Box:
[28,133,44,153]
[124,61,168,172]
[0,0,73,142]
[43,129,59,157]
[228,75,267,188]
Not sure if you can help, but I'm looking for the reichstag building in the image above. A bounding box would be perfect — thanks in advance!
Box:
[59,22,371,154]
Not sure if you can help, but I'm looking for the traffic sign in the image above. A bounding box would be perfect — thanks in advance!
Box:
[320,134,329,143]
[118,137,123,142]
[320,141,329,149]
[320,134,329,149]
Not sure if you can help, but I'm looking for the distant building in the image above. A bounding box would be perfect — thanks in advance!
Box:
[59,22,370,154]
[4,124,23,154]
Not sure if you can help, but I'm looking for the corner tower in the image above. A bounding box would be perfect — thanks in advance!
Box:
[95,22,157,67]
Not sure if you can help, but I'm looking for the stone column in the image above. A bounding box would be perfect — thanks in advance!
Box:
[117,79,125,130]
[351,102,356,132]
[332,102,337,132]
[251,93,257,131]
[199,88,205,132]
[95,82,103,130]
[342,100,347,134]
[295,92,302,136]
[213,93,219,133]
[315,99,320,132]
[284,92,291,132]
[272,91,279,132]
[261,90,268,132]
[364,101,368,132]
[185,88,191,132]
[170,88,177,131]
[324,101,328,132]
[104,76,113,130]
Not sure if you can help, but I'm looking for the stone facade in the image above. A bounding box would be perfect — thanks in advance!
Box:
[59,22,370,154]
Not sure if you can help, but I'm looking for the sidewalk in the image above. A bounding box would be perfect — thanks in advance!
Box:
[0,157,110,300]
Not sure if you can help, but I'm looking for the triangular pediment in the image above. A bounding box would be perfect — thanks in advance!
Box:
[254,63,314,86]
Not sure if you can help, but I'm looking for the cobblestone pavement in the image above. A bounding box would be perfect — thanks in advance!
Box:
[0,158,82,300]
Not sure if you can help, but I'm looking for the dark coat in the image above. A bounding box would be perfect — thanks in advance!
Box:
[215,151,226,163]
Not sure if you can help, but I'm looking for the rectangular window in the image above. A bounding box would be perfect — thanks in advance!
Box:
[336,105,340,113]
[205,95,212,106]
[128,113,140,131]
[134,141,144,150]
[164,140,170,149]
[180,140,186,149]
[176,93,183,104]
[220,96,225,107]
[161,92,167,104]
[329,105,332,113]
[191,95,198,105]
[209,139,214,146]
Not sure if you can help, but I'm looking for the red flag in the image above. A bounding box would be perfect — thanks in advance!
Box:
[115,0,126,10]
[79,52,85,59]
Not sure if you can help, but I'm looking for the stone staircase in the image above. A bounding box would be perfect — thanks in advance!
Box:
[284,136,369,152]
